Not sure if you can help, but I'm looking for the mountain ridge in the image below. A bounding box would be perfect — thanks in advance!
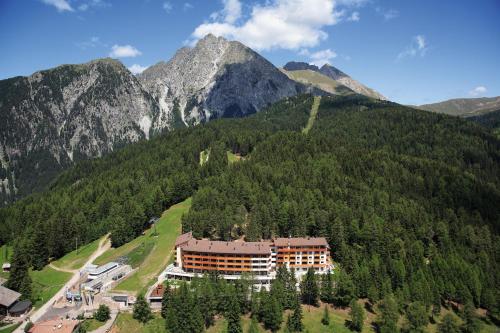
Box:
[418,96,500,117]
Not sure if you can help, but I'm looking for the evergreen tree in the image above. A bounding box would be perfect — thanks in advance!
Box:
[261,293,283,332]
[133,294,153,324]
[227,291,243,333]
[332,269,355,307]
[287,296,303,332]
[320,272,334,304]
[462,301,480,333]
[321,305,330,326]
[7,243,31,300]
[160,281,172,319]
[405,301,428,333]
[377,294,399,333]
[438,314,460,333]
[300,268,319,306]
[349,299,365,332]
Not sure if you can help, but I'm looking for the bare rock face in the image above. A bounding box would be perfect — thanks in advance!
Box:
[139,34,305,127]
[0,35,311,204]
[0,58,158,203]
[283,61,386,100]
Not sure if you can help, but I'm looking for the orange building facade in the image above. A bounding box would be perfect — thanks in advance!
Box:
[165,232,332,284]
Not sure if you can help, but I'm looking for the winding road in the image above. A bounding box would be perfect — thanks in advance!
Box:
[14,235,111,333]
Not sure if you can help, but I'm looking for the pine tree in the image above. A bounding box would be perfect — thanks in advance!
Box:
[261,293,283,332]
[332,269,355,307]
[300,268,319,306]
[7,242,31,300]
[462,301,480,333]
[349,299,365,332]
[405,301,428,333]
[438,314,460,333]
[377,294,399,333]
[320,273,334,304]
[227,291,243,333]
[133,294,153,323]
[321,305,330,326]
[287,296,303,332]
[161,281,171,319]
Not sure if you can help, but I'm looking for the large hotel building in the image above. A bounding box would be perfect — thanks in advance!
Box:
[164,232,333,285]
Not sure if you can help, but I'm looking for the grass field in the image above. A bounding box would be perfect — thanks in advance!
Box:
[200,149,210,166]
[0,323,21,333]
[101,198,191,294]
[30,266,72,308]
[113,313,166,333]
[227,151,242,164]
[303,96,321,134]
[0,244,12,279]
[51,236,103,271]
[82,318,107,331]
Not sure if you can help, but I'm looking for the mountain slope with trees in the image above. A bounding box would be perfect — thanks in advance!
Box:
[0,94,498,330]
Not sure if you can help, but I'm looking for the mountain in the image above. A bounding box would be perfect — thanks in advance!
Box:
[139,34,307,126]
[283,61,386,100]
[0,35,311,205]
[280,69,355,96]
[0,58,158,204]
[418,96,500,117]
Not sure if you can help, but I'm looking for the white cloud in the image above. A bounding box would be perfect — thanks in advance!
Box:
[191,0,341,51]
[163,2,173,13]
[376,7,399,21]
[76,36,105,49]
[397,35,427,60]
[41,0,73,12]
[347,11,360,21]
[469,86,487,97]
[308,48,337,66]
[109,45,142,58]
[128,64,149,75]
[184,2,193,11]
[78,0,110,12]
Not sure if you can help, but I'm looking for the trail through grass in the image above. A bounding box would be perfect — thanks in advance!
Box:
[302,96,321,134]
[51,236,103,271]
[106,198,191,294]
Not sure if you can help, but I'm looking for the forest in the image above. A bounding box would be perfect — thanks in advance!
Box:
[0,94,499,331]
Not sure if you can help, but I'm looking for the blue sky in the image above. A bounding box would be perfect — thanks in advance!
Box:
[0,0,499,105]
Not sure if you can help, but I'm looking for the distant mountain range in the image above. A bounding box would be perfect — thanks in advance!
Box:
[0,34,388,204]
[281,61,386,100]
[418,96,500,117]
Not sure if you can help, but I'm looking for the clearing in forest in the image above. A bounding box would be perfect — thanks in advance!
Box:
[302,96,321,134]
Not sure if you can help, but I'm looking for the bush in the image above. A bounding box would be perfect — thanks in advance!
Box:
[94,304,111,322]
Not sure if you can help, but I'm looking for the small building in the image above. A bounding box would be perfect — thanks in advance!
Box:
[0,285,21,315]
[2,263,10,272]
[28,319,80,333]
[8,300,32,317]
[147,284,166,304]
[87,262,119,280]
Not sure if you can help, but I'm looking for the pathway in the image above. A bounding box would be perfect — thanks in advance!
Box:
[302,96,321,134]
[14,236,111,333]
[88,309,118,333]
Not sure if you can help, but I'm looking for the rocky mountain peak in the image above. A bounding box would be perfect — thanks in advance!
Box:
[283,61,319,72]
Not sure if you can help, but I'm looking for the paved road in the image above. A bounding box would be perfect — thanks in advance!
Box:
[14,236,111,333]
[88,309,118,333]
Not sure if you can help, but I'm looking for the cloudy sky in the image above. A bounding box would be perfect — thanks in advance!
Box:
[0,0,499,104]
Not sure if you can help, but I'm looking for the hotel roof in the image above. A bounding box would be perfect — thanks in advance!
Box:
[175,232,193,247]
[181,238,272,255]
[273,237,329,247]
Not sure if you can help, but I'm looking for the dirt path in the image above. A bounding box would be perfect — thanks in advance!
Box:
[14,236,111,333]
[303,96,321,134]
[48,263,76,274]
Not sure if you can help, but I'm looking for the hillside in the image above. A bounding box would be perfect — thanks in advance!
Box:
[0,35,311,206]
[418,96,500,116]
[0,94,499,331]
[283,61,386,100]
[469,109,500,138]
[281,69,355,96]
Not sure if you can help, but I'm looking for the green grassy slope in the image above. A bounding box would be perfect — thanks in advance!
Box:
[282,69,354,96]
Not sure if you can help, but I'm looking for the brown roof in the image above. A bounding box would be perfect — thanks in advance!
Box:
[181,239,272,255]
[175,232,193,247]
[149,284,166,298]
[29,319,79,333]
[274,237,329,247]
[0,285,21,308]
